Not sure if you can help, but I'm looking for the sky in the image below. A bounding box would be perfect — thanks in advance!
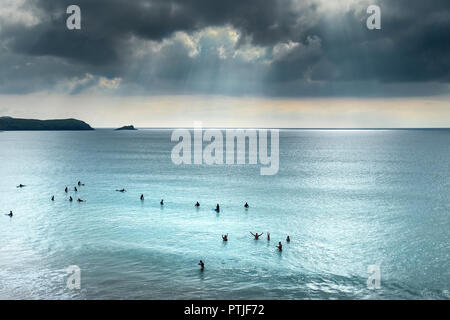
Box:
[0,0,449,127]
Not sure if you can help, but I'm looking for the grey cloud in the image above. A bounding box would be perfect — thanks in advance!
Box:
[0,0,449,97]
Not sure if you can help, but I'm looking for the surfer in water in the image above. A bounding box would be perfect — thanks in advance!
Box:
[6,211,13,217]
[250,232,264,240]
[65,187,68,193]
[116,189,126,192]
[286,236,291,243]
[195,201,200,207]
[140,194,144,201]
[51,196,55,201]
[277,242,283,251]
[244,202,249,208]
[17,184,26,188]
[215,204,220,212]
[74,187,78,192]
[198,260,205,270]
[69,196,73,202]
[267,233,270,241]
[77,198,85,202]
[77,181,85,186]
[160,199,164,206]
[222,234,228,242]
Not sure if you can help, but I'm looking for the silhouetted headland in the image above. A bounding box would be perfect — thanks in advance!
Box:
[0,116,94,131]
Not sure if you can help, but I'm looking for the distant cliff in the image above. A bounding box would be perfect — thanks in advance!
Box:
[0,117,94,131]
[115,125,137,131]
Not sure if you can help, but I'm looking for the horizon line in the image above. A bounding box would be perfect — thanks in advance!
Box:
[95,127,450,130]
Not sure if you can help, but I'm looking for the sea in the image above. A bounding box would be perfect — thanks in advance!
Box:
[0,129,449,299]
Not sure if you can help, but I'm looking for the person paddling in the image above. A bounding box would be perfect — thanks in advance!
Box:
[277,242,283,251]
[215,204,220,212]
[77,198,85,202]
[7,211,13,217]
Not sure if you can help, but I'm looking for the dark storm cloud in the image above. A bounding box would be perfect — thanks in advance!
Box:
[307,1,450,83]
[7,0,302,65]
[0,0,449,96]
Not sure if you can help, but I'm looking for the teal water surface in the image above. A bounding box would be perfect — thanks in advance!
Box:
[0,129,449,299]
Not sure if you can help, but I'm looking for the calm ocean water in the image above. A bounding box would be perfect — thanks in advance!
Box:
[0,129,449,299]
